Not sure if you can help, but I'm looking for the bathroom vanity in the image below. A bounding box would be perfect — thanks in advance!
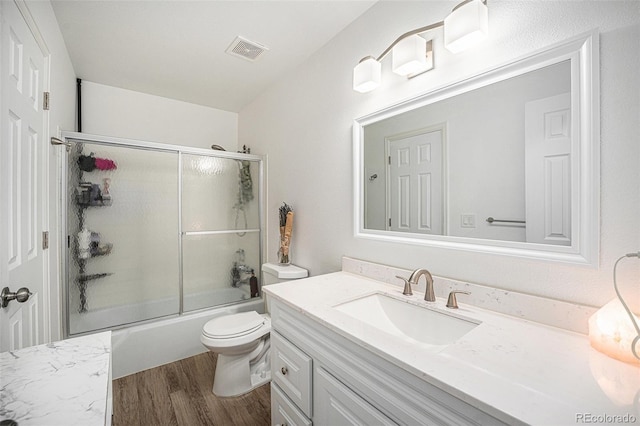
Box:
[264,259,639,425]
[0,332,112,425]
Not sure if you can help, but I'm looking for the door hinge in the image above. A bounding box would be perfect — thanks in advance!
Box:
[388,156,391,165]
[42,231,49,250]
[389,218,391,227]
[43,92,50,110]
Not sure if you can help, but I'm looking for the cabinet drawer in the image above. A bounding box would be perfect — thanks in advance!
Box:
[271,383,312,426]
[272,331,313,417]
[314,367,397,426]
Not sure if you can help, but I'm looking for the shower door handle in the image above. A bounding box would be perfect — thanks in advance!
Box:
[1,287,32,308]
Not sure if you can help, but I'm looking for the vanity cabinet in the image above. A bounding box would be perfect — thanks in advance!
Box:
[270,298,511,426]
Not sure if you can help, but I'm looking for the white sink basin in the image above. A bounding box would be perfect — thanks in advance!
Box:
[334,293,479,347]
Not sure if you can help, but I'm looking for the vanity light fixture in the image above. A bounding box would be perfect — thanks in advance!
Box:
[353,0,488,93]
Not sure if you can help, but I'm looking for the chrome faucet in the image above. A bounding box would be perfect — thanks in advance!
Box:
[410,268,435,302]
[397,268,435,301]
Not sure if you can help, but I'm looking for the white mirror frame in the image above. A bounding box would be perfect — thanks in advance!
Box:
[353,30,600,265]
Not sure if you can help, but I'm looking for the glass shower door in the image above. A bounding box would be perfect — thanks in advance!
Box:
[67,141,180,335]
[64,135,264,336]
[181,154,261,312]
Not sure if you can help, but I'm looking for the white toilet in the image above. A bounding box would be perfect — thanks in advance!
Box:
[200,262,308,397]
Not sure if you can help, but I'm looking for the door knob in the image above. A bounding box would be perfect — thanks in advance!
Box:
[1,287,32,308]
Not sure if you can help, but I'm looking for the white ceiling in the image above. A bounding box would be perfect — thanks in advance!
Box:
[51,1,376,112]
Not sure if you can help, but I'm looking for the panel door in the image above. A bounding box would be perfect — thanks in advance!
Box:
[387,127,444,234]
[0,0,48,351]
[524,93,572,246]
[272,331,313,418]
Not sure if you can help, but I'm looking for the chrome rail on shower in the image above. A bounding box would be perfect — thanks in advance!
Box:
[51,136,73,152]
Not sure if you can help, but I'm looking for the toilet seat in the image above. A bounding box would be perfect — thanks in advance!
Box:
[203,311,265,339]
[201,312,271,351]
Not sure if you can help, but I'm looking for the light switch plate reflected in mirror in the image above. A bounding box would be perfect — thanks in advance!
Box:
[461,214,476,228]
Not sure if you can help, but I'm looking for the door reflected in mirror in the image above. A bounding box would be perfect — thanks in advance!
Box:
[363,60,571,245]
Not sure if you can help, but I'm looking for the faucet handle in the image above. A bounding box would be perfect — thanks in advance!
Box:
[396,275,413,296]
[446,291,470,309]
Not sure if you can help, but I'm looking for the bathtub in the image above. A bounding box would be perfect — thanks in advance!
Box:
[69,287,252,335]
[80,288,264,379]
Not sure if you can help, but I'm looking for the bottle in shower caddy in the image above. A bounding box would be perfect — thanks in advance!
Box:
[249,273,259,298]
[78,228,91,259]
[101,178,111,203]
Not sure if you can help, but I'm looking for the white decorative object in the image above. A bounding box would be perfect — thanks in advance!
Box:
[589,299,640,365]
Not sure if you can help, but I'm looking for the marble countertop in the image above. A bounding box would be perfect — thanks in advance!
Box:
[264,272,640,425]
[0,331,112,426]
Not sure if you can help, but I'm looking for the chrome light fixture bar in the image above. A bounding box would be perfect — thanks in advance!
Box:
[353,0,489,93]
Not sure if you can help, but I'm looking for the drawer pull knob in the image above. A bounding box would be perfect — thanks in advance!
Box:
[281,366,288,375]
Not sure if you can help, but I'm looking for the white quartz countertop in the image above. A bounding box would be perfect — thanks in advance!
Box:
[264,272,640,425]
[0,331,112,426]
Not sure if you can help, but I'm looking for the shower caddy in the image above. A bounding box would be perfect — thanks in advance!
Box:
[72,144,115,313]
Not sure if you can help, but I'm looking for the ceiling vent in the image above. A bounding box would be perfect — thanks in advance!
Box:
[225,36,269,62]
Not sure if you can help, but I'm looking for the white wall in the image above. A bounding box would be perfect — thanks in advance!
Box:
[239,1,640,309]
[80,81,238,150]
[25,0,77,341]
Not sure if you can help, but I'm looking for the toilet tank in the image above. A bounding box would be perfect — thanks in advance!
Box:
[261,263,308,286]
[261,263,308,314]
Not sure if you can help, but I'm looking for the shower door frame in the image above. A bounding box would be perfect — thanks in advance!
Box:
[59,131,265,338]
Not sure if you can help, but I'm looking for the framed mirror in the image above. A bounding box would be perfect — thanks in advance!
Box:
[353,31,599,265]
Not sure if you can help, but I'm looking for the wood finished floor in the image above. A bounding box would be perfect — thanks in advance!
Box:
[112,352,271,426]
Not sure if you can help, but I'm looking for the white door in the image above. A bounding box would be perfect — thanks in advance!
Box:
[524,93,572,246]
[0,0,49,351]
[387,126,444,234]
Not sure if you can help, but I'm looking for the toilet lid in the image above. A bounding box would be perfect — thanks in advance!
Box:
[203,311,265,338]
